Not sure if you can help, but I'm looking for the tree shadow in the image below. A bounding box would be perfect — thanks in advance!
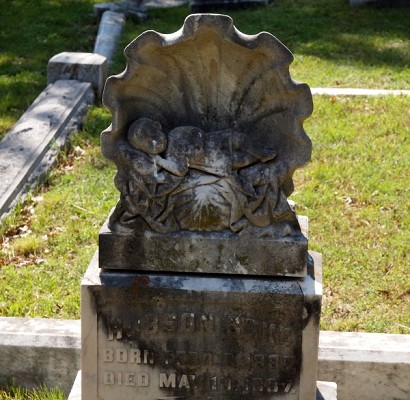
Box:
[215,0,410,69]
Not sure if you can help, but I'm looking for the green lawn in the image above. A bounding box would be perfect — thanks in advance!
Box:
[0,0,103,140]
[0,0,409,334]
[113,0,410,89]
[0,383,64,400]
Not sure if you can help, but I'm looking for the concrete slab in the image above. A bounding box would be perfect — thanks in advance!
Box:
[311,87,410,96]
[0,317,81,394]
[48,52,107,99]
[318,331,410,400]
[143,0,188,8]
[0,80,94,220]
[94,11,125,62]
[317,381,337,400]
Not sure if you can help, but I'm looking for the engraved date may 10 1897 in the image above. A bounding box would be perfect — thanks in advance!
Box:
[103,371,296,394]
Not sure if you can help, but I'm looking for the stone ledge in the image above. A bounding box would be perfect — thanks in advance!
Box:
[99,218,309,276]
[0,317,81,394]
[0,80,94,220]
[311,88,410,96]
[93,11,125,62]
[1,319,409,399]
[48,52,107,99]
[318,331,410,400]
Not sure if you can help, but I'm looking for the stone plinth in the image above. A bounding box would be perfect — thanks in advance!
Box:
[48,52,107,99]
[99,217,308,277]
[81,252,321,400]
[70,371,336,400]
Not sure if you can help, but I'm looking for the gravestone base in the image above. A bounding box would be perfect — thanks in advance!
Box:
[69,371,336,400]
[81,252,322,400]
[48,52,107,98]
[99,217,308,277]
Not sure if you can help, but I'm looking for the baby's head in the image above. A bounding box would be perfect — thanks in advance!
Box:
[127,118,167,154]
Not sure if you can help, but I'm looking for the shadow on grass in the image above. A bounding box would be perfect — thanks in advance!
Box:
[119,0,410,71]
[230,0,410,69]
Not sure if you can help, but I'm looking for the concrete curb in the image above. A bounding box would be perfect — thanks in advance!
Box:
[0,317,81,394]
[0,80,94,220]
[311,88,410,96]
[0,317,409,399]
[93,11,125,62]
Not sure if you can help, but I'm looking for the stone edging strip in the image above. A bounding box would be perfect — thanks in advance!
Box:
[311,87,410,96]
[0,80,94,219]
[93,11,125,62]
[0,317,408,399]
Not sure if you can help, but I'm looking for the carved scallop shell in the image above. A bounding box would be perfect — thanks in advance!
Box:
[102,14,313,234]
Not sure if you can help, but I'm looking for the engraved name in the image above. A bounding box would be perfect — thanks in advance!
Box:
[107,313,215,340]
[106,313,290,344]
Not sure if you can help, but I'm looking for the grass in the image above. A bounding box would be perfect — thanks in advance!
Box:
[293,94,409,333]
[0,383,64,400]
[2,0,409,141]
[0,108,115,318]
[0,0,409,332]
[0,0,103,140]
[1,96,408,333]
[112,0,410,89]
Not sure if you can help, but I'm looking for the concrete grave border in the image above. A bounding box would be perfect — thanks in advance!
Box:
[0,316,409,400]
[0,80,94,219]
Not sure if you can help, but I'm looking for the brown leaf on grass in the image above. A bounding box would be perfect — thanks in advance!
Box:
[334,303,352,317]
[378,289,391,299]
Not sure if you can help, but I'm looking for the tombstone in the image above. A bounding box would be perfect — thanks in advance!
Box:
[81,13,324,400]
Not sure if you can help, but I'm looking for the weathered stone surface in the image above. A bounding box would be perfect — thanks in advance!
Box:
[99,214,308,276]
[94,11,125,62]
[48,52,107,99]
[0,317,80,395]
[81,251,321,399]
[319,331,410,400]
[316,382,337,400]
[3,315,410,400]
[311,87,410,96]
[101,14,312,272]
[0,80,94,219]
[68,371,82,400]
[93,1,148,21]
